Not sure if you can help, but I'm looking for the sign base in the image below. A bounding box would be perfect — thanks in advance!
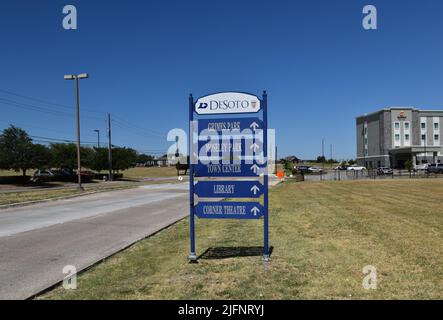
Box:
[262,254,271,262]
[188,252,198,263]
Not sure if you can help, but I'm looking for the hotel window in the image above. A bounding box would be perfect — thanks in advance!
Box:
[421,122,426,130]
[404,122,410,130]
[405,134,410,142]
[395,134,400,141]
[421,134,426,141]
[394,122,400,130]
[434,123,439,130]
[435,134,439,141]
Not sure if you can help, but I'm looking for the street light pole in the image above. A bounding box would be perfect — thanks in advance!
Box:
[108,113,113,181]
[64,73,89,191]
[75,77,82,190]
[94,129,100,148]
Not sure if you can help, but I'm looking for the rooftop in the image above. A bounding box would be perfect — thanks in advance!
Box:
[356,107,443,119]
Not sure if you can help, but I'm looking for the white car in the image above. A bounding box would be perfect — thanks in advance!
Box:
[414,163,428,171]
[347,165,366,171]
[308,167,323,173]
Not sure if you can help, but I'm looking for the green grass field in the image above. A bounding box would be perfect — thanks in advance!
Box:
[40,179,443,300]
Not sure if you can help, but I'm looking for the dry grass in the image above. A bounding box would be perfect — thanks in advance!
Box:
[122,166,181,179]
[39,179,443,300]
[0,184,137,206]
[0,170,23,177]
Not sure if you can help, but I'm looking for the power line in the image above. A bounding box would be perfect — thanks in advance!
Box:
[112,117,165,139]
[1,87,170,152]
[0,97,105,121]
[0,119,96,139]
[0,88,106,115]
[30,135,97,145]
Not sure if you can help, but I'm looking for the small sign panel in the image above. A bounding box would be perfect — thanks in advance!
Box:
[197,118,263,135]
[195,162,266,177]
[195,92,261,115]
[195,202,265,219]
[195,181,264,198]
[197,139,263,156]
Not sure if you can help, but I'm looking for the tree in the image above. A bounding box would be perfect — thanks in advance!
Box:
[348,159,356,166]
[0,125,50,177]
[137,154,154,163]
[405,160,414,173]
[316,156,326,163]
[50,143,94,170]
[89,147,109,172]
[112,147,138,172]
[30,143,52,171]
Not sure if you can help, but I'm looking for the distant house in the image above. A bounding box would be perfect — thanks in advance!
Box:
[284,156,301,164]
[155,155,170,167]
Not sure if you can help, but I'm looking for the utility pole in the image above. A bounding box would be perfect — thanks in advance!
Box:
[108,113,113,181]
[94,129,100,148]
[64,73,89,191]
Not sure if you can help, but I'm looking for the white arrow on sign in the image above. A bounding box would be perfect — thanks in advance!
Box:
[251,206,260,216]
[250,164,259,174]
[250,185,260,195]
[250,143,260,152]
[250,122,260,131]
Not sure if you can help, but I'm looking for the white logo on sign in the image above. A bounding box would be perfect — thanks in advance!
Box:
[195,92,261,115]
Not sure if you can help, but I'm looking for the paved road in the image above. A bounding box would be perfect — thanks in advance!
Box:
[0,183,188,300]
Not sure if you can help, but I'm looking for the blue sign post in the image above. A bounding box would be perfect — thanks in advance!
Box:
[188,91,270,262]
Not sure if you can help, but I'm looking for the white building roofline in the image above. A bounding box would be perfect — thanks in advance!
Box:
[356,107,443,119]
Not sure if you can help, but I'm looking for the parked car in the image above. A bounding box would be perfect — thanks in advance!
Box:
[76,170,95,182]
[51,168,74,181]
[334,165,348,171]
[414,163,429,171]
[30,169,57,183]
[308,167,323,173]
[427,163,443,174]
[295,166,311,173]
[347,165,366,171]
[377,167,393,175]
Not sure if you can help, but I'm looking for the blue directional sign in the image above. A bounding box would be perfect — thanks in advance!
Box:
[188,91,270,261]
[195,202,264,219]
[198,118,263,135]
[197,139,263,156]
[195,181,264,198]
[195,161,267,177]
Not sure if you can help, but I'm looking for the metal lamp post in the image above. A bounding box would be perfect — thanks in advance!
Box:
[94,129,100,148]
[64,73,89,190]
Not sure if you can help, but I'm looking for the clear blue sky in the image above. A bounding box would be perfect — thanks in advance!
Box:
[1,0,442,159]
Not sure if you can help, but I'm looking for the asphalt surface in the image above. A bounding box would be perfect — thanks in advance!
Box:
[0,183,189,300]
